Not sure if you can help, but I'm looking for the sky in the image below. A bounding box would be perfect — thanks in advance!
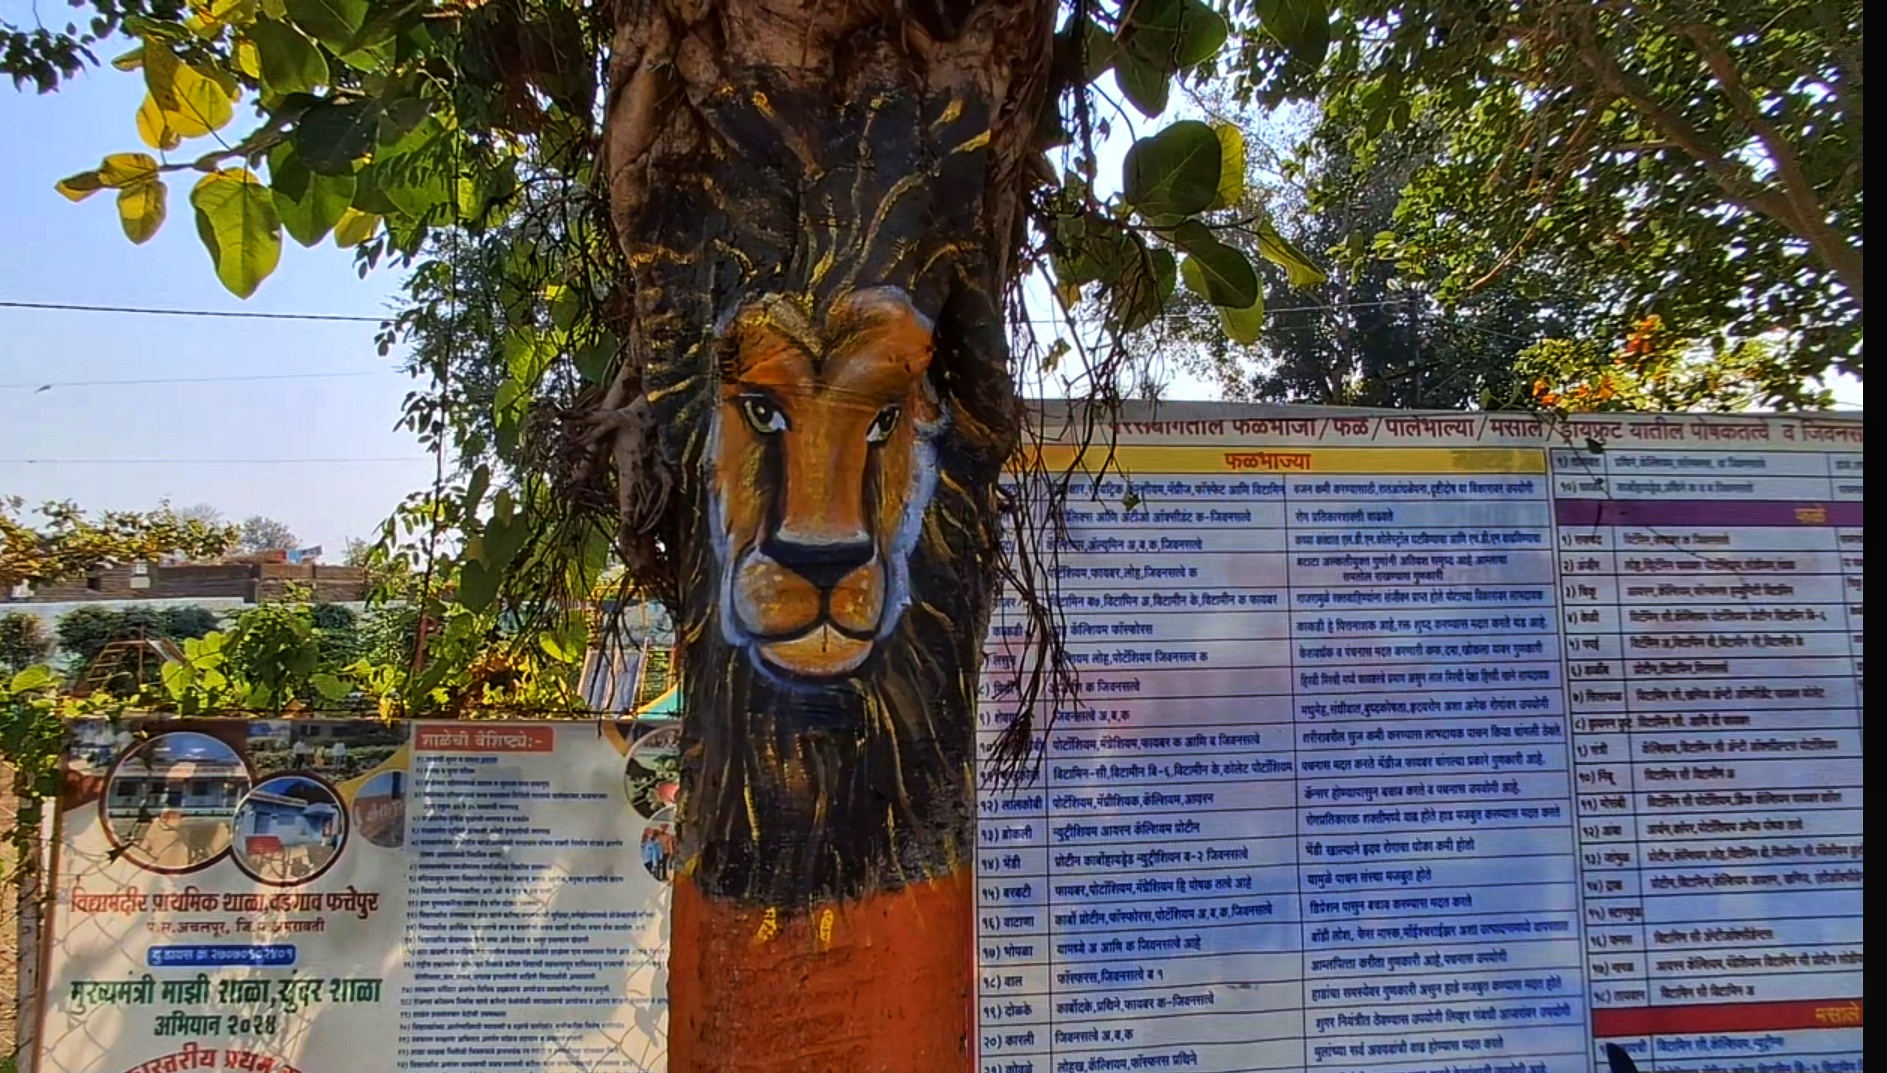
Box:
[0,49,434,556]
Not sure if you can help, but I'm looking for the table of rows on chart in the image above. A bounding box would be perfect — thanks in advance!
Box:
[973,442,1862,1073]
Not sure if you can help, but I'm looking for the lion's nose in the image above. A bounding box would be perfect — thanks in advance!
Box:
[763,535,874,591]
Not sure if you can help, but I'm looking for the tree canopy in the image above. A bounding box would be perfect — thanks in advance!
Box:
[8,0,1861,628]
[238,514,299,553]
[0,498,239,589]
[1232,0,1863,382]
[1137,80,1840,412]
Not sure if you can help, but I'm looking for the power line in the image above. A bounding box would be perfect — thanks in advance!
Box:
[0,371,394,390]
[0,299,383,323]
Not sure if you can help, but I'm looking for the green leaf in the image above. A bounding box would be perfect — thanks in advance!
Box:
[1076,17,1116,79]
[8,665,53,693]
[1110,244,1177,332]
[112,46,144,71]
[377,148,451,217]
[1123,121,1222,218]
[1121,0,1227,72]
[485,516,529,573]
[1254,219,1328,287]
[456,560,499,612]
[573,333,620,383]
[539,632,573,662]
[1114,55,1169,118]
[310,672,350,701]
[377,97,432,148]
[1175,223,1260,308]
[294,99,381,176]
[269,144,355,246]
[143,40,233,137]
[249,18,328,94]
[117,181,168,244]
[1255,0,1330,74]
[136,93,182,150]
[55,170,105,202]
[190,169,283,298]
[100,153,160,187]
[1209,125,1245,210]
[282,0,366,51]
[331,207,380,247]
[1217,290,1265,345]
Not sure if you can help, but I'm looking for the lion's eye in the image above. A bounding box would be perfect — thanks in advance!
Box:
[866,405,901,444]
[740,396,788,435]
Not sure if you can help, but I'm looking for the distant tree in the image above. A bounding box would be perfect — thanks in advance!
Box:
[341,539,374,567]
[0,612,54,674]
[238,516,299,554]
[166,502,226,528]
[1,498,238,590]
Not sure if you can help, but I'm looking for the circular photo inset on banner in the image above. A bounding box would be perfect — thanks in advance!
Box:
[623,723,681,820]
[231,775,348,885]
[352,769,407,849]
[102,731,250,873]
[639,807,677,883]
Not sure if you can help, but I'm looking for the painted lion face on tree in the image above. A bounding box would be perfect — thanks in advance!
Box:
[707,286,945,683]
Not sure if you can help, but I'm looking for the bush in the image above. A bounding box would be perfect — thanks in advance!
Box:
[309,602,357,632]
[53,604,228,693]
[161,605,221,640]
[0,611,53,672]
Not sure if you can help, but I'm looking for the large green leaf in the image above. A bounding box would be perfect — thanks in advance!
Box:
[1121,0,1227,72]
[347,163,399,214]
[374,125,453,218]
[117,181,168,244]
[331,207,380,247]
[1076,17,1116,79]
[1254,0,1330,76]
[1209,125,1246,210]
[248,17,328,94]
[142,40,232,137]
[282,0,366,51]
[1175,223,1259,308]
[1123,120,1222,219]
[456,559,499,612]
[269,144,355,246]
[482,511,530,573]
[190,169,283,298]
[54,170,104,201]
[1217,290,1265,344]
[135,93,182,150]
[573,332,621,384]
[1254,219,1328,287]
[1110,245,1178,332]
[310,672,350,701]
[8,665,54,693]
[1114,55,1169,118]
[293,99,381,176]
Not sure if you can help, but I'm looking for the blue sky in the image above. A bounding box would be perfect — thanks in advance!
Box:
[0,50,434,555]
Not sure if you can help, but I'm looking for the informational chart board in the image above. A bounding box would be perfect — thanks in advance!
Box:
[36,719,672,1073]
[974,406,1863,1073]
[28,405,1861,1073]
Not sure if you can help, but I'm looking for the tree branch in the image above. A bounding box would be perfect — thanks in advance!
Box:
[1675,19,1863,306]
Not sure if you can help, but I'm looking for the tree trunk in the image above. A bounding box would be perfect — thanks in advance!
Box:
[600,1,1053,1069]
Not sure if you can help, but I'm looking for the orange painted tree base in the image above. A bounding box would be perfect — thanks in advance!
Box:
[667,869,975,1073]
